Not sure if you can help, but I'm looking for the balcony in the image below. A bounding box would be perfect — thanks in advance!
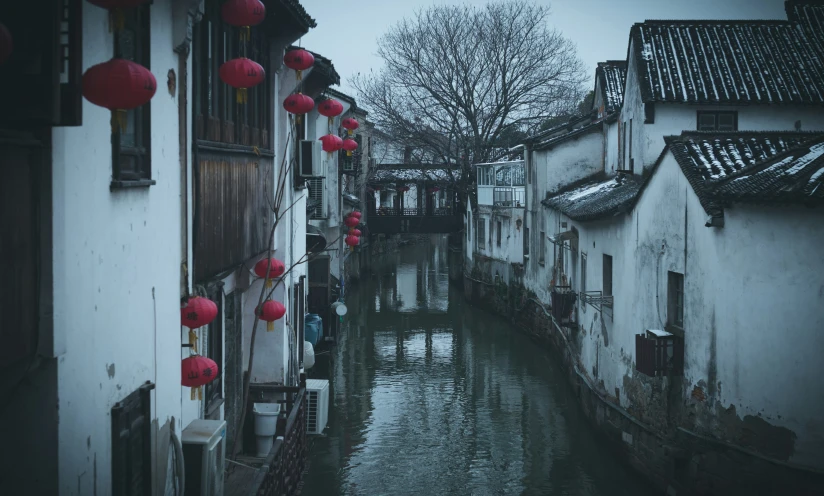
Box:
[492,187,525,207]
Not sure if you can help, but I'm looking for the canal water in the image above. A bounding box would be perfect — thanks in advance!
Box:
[303,236,655,496]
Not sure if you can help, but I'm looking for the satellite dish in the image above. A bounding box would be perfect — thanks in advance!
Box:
[335,303,348,316]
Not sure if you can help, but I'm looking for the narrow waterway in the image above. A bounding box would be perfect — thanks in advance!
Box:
[303,236,655,496]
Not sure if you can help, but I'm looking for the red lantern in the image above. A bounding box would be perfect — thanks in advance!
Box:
[349,228,362,237]
[0,22,12,66]
[86,0,149,31]
[219,57,265,104]
[256,300,286,331]
[373,186,382,191]
[349,211,362,219]
[342,138,358,157]
[181,296,219,330]
[254,258,285,287]
[429,187,440,193]
[181,355,218,400]
[283,49,314,81]
[319,134,343,153]
[342,117,359,136]
[317,98,343,125]
[82,58,156,132]
[398,186,410,192]
[345,235,360,247]
[344,216,360,228]
[221,0,265,41]
[283,93,314,123]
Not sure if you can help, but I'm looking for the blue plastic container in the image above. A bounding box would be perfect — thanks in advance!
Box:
[304,313,322,346]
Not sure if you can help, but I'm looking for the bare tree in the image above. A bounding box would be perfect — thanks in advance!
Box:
[353,0,586,187]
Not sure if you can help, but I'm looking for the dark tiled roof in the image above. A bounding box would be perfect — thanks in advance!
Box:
[371,166,462,184]
[665,131,824,212]
[278,0,316,29]
[786,1,824,45]
[533,121,602,151]
[630,20,824,104]
[596,61,627,113]
[541,173,643,221]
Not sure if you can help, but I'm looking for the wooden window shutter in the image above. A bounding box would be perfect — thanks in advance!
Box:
[111,381,154,496]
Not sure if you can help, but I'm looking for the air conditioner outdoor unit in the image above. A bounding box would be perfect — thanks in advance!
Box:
[182,419,226,496]
[299,139,325,177]
[305,379,330,435]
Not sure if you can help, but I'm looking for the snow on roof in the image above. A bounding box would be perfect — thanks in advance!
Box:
[541,174,643,221]
[370,166,462,184]
[597,61,627,113]
[666,132,824,211]
[630,20,824,104]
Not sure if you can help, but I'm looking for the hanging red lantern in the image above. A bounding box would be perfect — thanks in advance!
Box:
[342,138,358,157]
[349,228,362,237]
[373,186,382,191]
[256,300,286,331]
[181,355,218,400]
[341,117,359,136]
[344,216,360,228]
[82,58,156,132]
[283,49,314,81]
[349,211,362,219]
[398,186,410,192]
[283,93,314,123]
[221,0,265,41]
[219,57,265,104]
[317,98,343,126]
[86,0,149,31]
[345,235,360,247]
[254,258,285,287]
[430,187,440,193]
[0,22,12,66]
[181,296,219,330]
[319,134,343,153]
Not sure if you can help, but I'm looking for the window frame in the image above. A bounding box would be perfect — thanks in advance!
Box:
[539,231,546,264]
[667,271,685,331]
[111,381,154,496]
[496,220,502,247]
[477,218,485,251]
[697,111,738,132]
[602,254,613,297]
[523,226,529,257]
[111,3,153,188]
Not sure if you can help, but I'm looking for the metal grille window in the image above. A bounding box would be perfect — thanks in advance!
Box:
[697,111,737,131]
[112,4,152,186]
[477,219,485,251]
[668,271,684,328]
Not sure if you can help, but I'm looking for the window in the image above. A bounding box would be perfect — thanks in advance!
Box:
[668,271,684,329]
[308,178,326,219]
[477,219,485,251]
[112,4,152,186]
[581,252,587,293]
[111,381,154,496]
[636,331,684,377]
[697,111,737,131]
[524,227,529,257]
[602,254,613,297]
[628,118,634,172]
[539,231,546,264]
[496,221,502,247]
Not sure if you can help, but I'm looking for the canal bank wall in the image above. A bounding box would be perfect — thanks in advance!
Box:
[461,272,824,496]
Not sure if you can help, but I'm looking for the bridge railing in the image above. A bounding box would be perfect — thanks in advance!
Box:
[370,207,455,217]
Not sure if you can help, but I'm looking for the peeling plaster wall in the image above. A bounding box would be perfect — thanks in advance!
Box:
[532,131,603,195]
[474,208,524,268]
[52,1,187,493]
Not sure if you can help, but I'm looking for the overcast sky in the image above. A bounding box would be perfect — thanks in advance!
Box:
[300,0,788,98]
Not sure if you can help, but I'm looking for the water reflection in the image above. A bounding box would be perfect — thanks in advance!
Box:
[304,236,654,496]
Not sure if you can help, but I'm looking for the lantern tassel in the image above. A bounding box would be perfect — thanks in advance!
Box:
[267,321,274,332]
[189,329,198,354]
[296,115,303,125]
[241,26,251,42]
[296,69,302,81]
[328,116,333,127]
[347,129,354,136]
[111,109,128,134]
[198,386,203,401]
[108,9,126,33]
[347,150,353,157]
[191,387,196,400]
[236,88,248,104]
[266,279,272,288]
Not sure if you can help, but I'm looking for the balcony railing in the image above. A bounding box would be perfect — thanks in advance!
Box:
[493,187,525,207]
[371,206,454,216]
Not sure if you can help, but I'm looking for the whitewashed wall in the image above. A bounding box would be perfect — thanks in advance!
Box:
[53,1,188,493]
[475,209,524,265]
[622,40,824,174]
